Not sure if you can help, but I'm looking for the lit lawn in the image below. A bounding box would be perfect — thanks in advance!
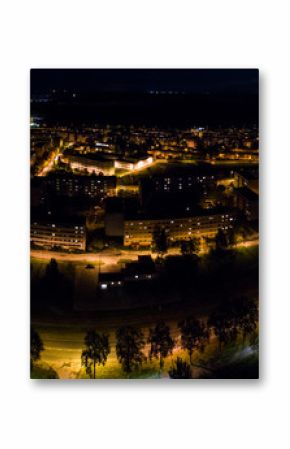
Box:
[235,245,259,268]
[31,257,78,280]
[38,334,258,379]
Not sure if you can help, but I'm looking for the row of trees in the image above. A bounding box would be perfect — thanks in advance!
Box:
[31,327,44,370]
[81,297,258,378]
[152,226,202,256]
[31,297,257,379]
[153,223,248,256]
[81,321,175,378]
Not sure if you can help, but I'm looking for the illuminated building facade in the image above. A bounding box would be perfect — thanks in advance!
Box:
[114,156,153,171]
[141,174,216,194]
[43,175,116,199]
[61,153,153,175]
[31,220,86,251]
[124,212,236,247]
[61,153,115,175]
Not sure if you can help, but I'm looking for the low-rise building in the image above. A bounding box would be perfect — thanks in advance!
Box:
[123,256,158,282]
[98,272,124,290]
[98,256,157,289]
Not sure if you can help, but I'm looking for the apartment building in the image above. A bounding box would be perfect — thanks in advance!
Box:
[124,211,236,247]
[31,219,86,251]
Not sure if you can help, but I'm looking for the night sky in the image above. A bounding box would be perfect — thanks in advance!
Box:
[31,69,259,126]
[31,69,258,95]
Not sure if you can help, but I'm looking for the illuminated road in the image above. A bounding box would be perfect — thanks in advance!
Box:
[31,247,180,266]
[31,239,258,266]
[117,159,157,178]
[232,239,259,249]
[37,149,60,176]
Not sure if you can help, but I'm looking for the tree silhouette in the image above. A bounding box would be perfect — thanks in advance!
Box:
[169,357,192,379]
[178,317,209,365]
[148,321,175,377]
[234,297,258,346]
[215,228,229,250]
[152,226,168,255]
[45,258,59,281]
[31,327,44,370]
[249,331,259,351]
[81,330,110,379]
[180,238,200,256]
[208,309,237,352]
[116,326,146,375]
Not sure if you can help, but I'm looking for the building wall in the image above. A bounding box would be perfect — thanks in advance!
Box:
[124,213,236,247]
[31,222,86,250]
[105,212,124,237]
[44,175,116,198]
[236,192,258,221]
[145,174,216,194]
[61,154,115,176]
[234,172,259,194]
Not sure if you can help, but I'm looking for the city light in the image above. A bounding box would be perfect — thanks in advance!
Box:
[30,69,259,380]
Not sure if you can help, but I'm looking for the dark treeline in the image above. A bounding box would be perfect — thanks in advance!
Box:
[31,91,258,128]
[31,245,258,316]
